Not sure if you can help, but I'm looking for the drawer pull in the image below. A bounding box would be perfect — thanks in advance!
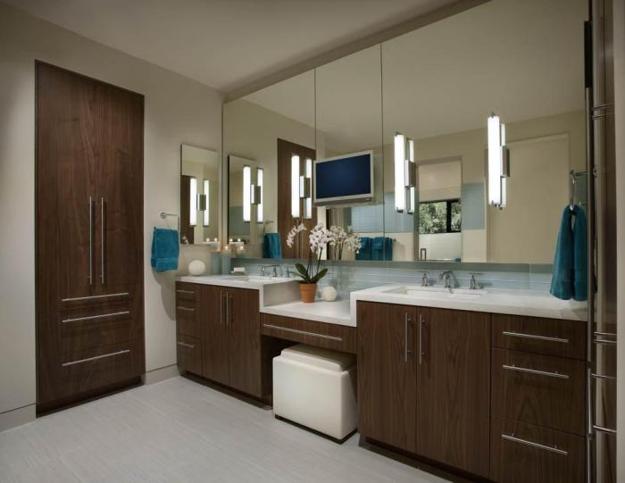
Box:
[593,425,617,435]
[62,310,130,323]
[502,364,569,380]
[177,306,195,312]
[262,323,343,342]
[594,338,617,345]
[502,331,569,344]
[62,349,130,367]
[176,289,195,295]
[177,341,195,349]
[62,292,129,302]
[502,433,568,456]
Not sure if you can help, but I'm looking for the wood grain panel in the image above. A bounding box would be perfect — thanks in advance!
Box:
[490,418,585,483]
[200,284,230,386]
[177,335,202,376]
[492,313,586,360]
[277,138,316,259]
[491,348,586,435]
[36,62,145,411]
[417,308,491,478]
[261,313,357,354]
[357,301,418,454]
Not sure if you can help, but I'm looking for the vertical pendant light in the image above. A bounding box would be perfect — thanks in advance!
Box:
[304,158,313,219]
[394,133,406,212]
[291,155,300,218]
[243,165,251,222]
[203,179,209,226]
[487,113,509,209]
[256,167,264,223]
[407,138,416,214]
[189,177,197,226]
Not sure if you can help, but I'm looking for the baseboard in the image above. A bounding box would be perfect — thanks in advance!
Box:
[0,404,36,433]
[142,364,180,385]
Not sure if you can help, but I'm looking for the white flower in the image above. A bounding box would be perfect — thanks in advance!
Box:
[286,223,306,248]
[309,223,333,253]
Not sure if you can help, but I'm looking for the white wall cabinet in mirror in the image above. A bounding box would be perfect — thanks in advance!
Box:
[381,0,587,263]
[180,144,220,246]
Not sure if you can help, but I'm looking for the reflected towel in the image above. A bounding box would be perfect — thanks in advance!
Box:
[151,227,179,272]
[550,208,575,300]
[356,237,372,260]
[263,233,282,259]
[572,205,587,301]
[371,237,393,261]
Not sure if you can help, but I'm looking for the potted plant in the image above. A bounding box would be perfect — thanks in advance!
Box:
[286,223,332,303]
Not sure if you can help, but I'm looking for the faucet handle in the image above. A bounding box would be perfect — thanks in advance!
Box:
[421,272,429,287]
[469,273,482,290]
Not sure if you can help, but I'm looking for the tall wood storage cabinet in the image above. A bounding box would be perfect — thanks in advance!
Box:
[36,62,145,412]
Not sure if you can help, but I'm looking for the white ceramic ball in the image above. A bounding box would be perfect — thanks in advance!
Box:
[188,260,206,276]
[321,286,338,302]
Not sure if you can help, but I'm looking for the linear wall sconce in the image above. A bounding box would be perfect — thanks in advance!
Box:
[291,155,313,219]
[487,113,510,209]
[243,166,264,223]
[394,133,416,213]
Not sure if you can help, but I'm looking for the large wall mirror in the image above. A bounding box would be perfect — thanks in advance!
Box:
[180,144,221,245]
[223,0,587,266]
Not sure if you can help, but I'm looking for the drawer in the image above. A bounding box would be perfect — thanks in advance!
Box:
[492,314,585,360]
[176,304,199,338]
[490,418,585,483]
[261,314,357,354]
[491,349,585,435]
[177,335,202,375]
[175,282,198,304]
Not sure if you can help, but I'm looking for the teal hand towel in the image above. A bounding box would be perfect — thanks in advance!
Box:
[356,237,372,260]
[573,205,588,301]
[550,208,574,300]
[263,233,282,259]
[151,227,179,272]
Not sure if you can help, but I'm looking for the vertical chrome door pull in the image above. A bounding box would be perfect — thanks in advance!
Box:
[404,313,410,362]
[228,294,233,328]
[219,292,224,325]
[100,197,105,285]
[418,313,424,365]
[88,196,94,285]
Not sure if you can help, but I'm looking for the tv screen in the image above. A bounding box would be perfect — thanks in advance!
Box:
[314,151,373,205]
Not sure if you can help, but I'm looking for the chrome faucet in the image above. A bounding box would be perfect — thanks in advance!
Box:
[260,264,281,277]
[469,273,482,290]
[421,272,429,287]
[439,270,457,292]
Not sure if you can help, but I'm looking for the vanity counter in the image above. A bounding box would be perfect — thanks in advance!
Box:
[260,299,352,327]
[350,285,587,324]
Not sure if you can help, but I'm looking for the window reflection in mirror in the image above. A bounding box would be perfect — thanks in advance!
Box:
[180,144,220,245]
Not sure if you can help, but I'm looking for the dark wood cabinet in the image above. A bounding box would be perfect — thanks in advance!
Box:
[417,307,491,478]
[36,62,144,412]
[177,283,263,399]
[358,301,418,453]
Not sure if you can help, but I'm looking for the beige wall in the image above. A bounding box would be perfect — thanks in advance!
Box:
[0,3,222,416]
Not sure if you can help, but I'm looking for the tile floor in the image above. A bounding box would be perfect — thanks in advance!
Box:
[0,377,449,482]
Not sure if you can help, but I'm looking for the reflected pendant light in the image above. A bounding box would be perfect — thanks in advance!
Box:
[243,165,251,222]
[189,176,197,226]
[487,113,509,209]
[394,133,406,212]
[256,167,264,223]
[203,179,210,226]
[291,155,300,218]
[304,158,313,219]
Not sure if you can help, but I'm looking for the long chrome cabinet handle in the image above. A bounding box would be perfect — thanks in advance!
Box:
[62,310,130,323]
[404,313,409,363]
[418,313,424,365]
[502,331,569,344]
[262,323,343,342]
[176,306,195,312]
[228,294,233,327]
[177,341,195,349]
[219,292,224,325]
[62,292,129,302]
[62,349,130,367]
[502,364,569,380]
[88,196,93,285]
[593,425,617,435]
[501,433,568,456]
[100,197,105,285]
[176,289,195,295]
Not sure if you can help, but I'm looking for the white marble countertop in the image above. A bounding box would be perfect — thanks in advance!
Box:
[349,284,588,324]
[260,299,353,327]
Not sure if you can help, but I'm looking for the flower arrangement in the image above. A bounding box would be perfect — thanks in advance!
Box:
[329,225,362,260]
[286,223,331,284]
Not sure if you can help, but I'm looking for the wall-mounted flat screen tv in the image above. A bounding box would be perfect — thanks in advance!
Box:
[314,151,374,206]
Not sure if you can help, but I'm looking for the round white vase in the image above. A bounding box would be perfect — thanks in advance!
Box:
[188,259,206,276]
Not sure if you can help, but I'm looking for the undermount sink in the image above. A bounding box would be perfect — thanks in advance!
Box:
[223,275,291,283]
[383,285,487,299]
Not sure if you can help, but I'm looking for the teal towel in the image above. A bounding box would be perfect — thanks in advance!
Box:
[263,233,282,259]
[550,208,574,300]
[573,205,588,301]
[356,237,372,260]
[151,227,179,272]
[371,237,393,261]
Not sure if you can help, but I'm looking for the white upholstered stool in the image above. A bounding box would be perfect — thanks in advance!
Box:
[272,344,357,441]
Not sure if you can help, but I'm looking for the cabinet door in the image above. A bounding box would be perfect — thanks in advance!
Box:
[200,285,230,385]
[417,307,491,478]
[95,82,144,294]
[227,288,262,397]
[358,301,418,453]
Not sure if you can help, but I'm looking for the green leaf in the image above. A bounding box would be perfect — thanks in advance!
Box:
[295,263,307,276]
[311,268,328,283]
